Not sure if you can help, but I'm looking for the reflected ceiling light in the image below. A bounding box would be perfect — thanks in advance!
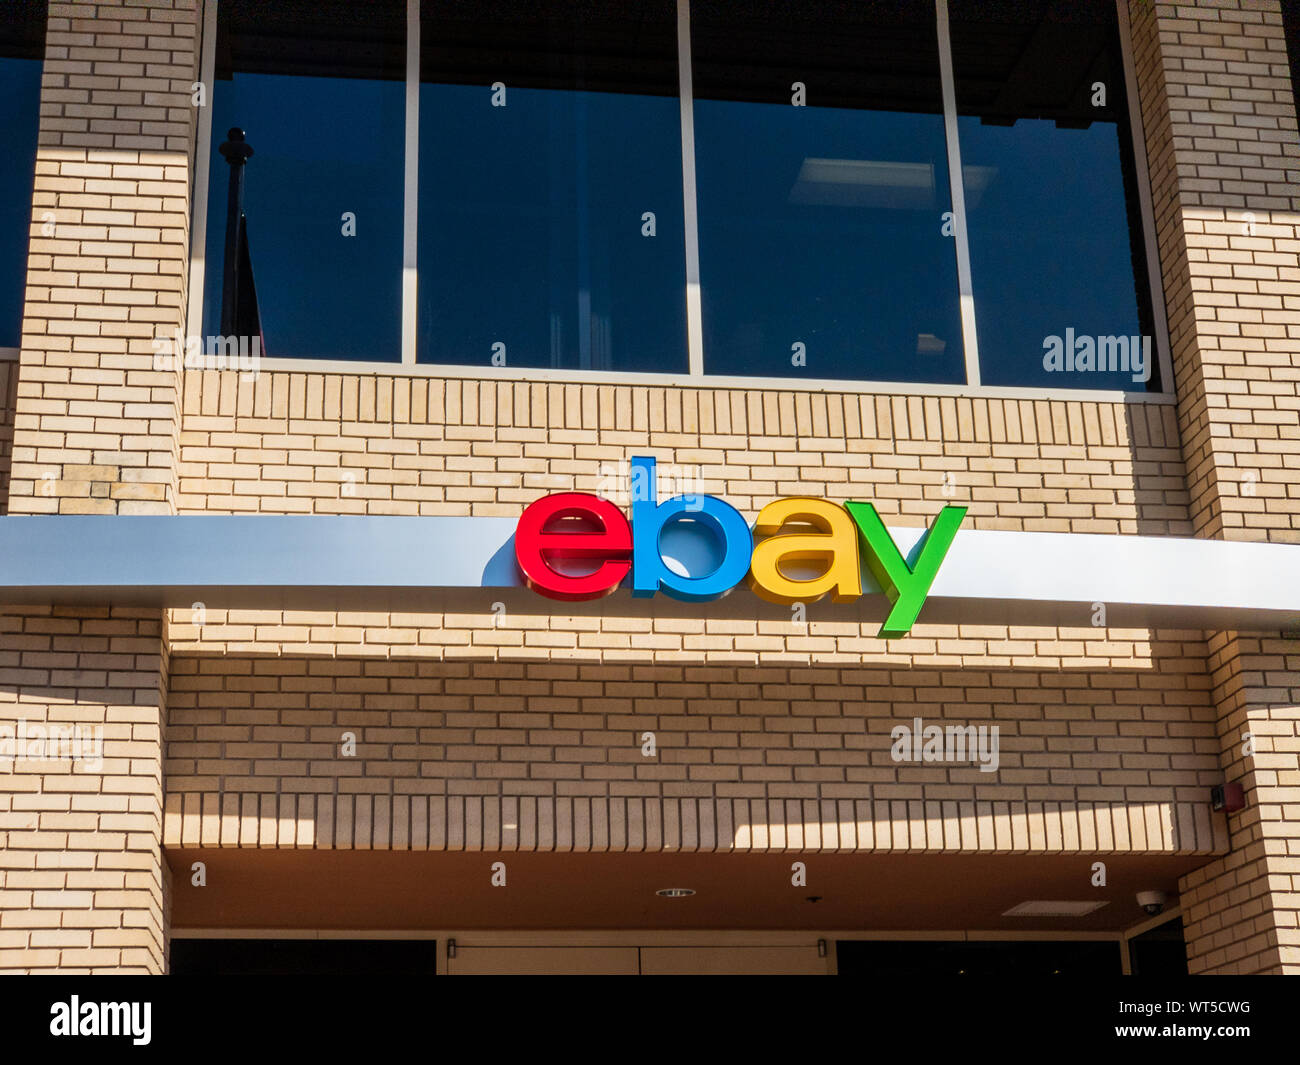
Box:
[787,158,999,211]
[960,164,998,209]
[655,887,696,898]
[1002,900,1109,917]
[790,158,935,208]
[917,333,946,356]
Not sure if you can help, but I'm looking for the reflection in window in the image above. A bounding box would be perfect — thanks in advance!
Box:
[202,0,405,361]
[0,0,45,349]
[418,0,688,373]
[950,0,1158,391]
[691,0,964,384]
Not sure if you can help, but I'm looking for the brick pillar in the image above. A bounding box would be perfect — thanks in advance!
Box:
[7,0,198,517]
[0,608,171,973]
[0,1,201,973]
[1130,0,1300,973]
[1178,634,1300,973]
[1130,0,1300,541]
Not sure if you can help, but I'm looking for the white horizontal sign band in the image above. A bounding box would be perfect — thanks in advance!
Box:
[0,516,1293,631]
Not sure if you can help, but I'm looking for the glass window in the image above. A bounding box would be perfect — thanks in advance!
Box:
[950,0,1158,391]
[186,0,1166,394]
[690,0,964,385]
[201,0,405,361]
[0,0,46,349]
[417,0,688,373]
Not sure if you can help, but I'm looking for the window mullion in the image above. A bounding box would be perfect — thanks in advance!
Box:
[676,0,704,379]
[186,0,219,346]
[402,0,420,366]
[935,0,981,388]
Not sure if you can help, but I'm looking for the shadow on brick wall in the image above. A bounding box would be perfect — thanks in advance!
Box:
[1121,401,1193,537]
[161,648,1219,815]
[0,358,16,513]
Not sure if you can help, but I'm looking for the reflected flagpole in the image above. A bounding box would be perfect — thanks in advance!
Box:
[217,126,264,353]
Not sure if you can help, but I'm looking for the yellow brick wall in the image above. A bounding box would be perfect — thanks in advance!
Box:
[0,0,199,974]
[1129,0,1300,973]
[160,625,1226,856]
[177,372,1192,533]
[0,606,169,973]
[1178,632,1300,973]
[164,368,1215,857]
[7,0,196,517]
[1130,0,1300,544]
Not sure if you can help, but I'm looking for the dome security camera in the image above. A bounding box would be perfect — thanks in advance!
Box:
[1136,890,1168,916]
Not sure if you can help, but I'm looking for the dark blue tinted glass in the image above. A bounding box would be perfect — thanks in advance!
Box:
[201,0,404,361]
[418,0,687,373]
[691,0,964,384]
[950,0,1158,391]
[0,2,46,348]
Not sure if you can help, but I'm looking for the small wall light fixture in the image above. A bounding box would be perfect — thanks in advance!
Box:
[1211,782,1245,813]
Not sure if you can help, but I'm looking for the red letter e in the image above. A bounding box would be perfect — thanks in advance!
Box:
[515,493,631,601]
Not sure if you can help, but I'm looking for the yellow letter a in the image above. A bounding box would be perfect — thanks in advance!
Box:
[747,498,862,604]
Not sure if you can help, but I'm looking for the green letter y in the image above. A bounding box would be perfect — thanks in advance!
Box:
[843,503,966,638]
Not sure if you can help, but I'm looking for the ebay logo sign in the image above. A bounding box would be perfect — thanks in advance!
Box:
[515,457,966,638]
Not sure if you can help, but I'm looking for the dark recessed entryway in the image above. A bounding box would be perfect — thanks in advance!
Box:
[1128,917,1189,977]
[836,939,1122,976]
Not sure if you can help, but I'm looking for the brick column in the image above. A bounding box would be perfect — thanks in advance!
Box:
[7,0,198,516]
[1179,634,1300,973]
[0,0,201,973]
[0,608,171,973]
[1129,0,1300,973]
